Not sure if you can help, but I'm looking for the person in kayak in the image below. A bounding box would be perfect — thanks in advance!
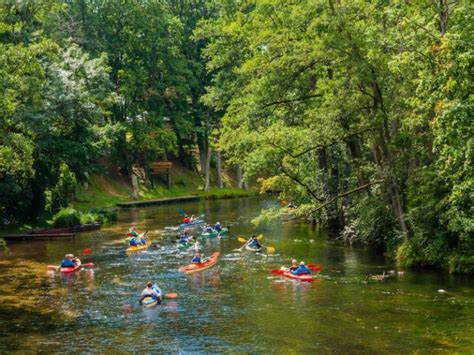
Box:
[204,224,213,233]
[139,282,161,304]
[60,254,75,268]
[248,235,262,249]
[178,231,192,244]
[192,252,204,264]
[129,226,139,237]
[214,222,222,232]
[291,262,311,275]
[129,236,139,247]
[139,234,147,245]
[60,254,80,268]
[182,214,190,224]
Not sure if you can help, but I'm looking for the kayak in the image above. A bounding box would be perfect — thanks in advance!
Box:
[245,244,262,252]
[281,271,313,282]
[177,241,194,251]
[60,260,82,273]
[178,219,205,229]
[200,228,228,239]
[126,241,150,254]
[179,252,220,274]
[141,285,162,308]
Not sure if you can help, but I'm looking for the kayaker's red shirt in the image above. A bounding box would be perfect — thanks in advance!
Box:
[183,217,190,223]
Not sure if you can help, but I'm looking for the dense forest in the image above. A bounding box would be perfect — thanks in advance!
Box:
[0,0,472,273]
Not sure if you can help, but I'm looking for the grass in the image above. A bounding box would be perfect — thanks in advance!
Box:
[72,167,258,210]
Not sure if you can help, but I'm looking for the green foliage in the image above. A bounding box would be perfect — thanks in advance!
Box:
[51,163,77,211]
[52,208,81,227]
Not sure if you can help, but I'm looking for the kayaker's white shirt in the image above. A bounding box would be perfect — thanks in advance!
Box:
[141,287,159,297]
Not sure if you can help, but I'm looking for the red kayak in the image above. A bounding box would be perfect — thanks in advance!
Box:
[271,269,313,282]
[179,252,220,274]
[281,271,313,282]
[60,260,82,273]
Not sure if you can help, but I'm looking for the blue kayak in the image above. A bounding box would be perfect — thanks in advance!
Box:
[178,219,205,229]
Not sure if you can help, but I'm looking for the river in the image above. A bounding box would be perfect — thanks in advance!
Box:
[0,197,473,353]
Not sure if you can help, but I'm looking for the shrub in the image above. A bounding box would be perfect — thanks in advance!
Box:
[52,208,81,227]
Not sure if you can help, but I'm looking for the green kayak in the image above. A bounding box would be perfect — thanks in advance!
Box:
[200,228,228,239]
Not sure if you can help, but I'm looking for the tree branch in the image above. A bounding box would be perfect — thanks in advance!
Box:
[310,180,383,214]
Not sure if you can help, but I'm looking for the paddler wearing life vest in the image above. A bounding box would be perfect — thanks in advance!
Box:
[182,214,190,224]
[179,231,192,244]
[291,261,311,276]
[60,254,79,268]
[139,282,161,304]
[214,222,222,232]
[248,235,262,249]
[192,252,203,264]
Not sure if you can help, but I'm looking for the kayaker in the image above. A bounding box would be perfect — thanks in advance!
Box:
[179,231,192,244]
[248,235,262,249]
[191,252,203,264]
[204,224,213,233]
[291,262,311,276]
[289,259,298,271]
[129,236,139,247]
[182,214,190,224]
[60,254,75,268]
[214,222,222,232]
[129,226,139,237]
[139,282,161,304]
[139,234,147,245]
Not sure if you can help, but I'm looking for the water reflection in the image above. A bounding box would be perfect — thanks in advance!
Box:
[0,197,473,353]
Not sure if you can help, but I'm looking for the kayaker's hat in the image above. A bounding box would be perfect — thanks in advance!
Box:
[300,261,305,265]
[147,281,152,287]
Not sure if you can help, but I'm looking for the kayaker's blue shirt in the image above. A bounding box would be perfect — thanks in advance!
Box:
[205,227,213,233]
[214,224,222,232]
[129,237,138,246]
[60,259,75,268]
[192,256,201,263]
[140,238,146,245]
[179,235,190,243]
[249,239,261,248]
[291,265,311,275]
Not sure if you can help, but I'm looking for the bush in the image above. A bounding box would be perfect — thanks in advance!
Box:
[52,208,81,227]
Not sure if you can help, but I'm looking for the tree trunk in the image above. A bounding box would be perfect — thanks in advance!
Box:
[216,151,223,188]
[204,146,212,192]
[236,165,243,189]
[131,174,139,200]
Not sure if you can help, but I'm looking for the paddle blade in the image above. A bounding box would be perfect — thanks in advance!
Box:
[82,263,94,267]
[82,248,92,256]
[271,269,284,275]
[266,246,275,253]
[164,293,177,299]
[256,234,264,240]
[237,237,247,243]
[178,208,186,214]
[308,264,322,272]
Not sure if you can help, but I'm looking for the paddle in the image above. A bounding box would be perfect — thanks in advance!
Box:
[164,293,177,299]
[237,234,263,243]
[271,269,286,275]
[265,246,276,254]
[82,248,92,256]
[307,264,322,272]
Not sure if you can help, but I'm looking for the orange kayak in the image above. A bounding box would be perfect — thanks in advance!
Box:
[179,252,220,274]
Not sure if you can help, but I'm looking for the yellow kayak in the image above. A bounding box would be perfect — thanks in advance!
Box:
[126,241,150,254]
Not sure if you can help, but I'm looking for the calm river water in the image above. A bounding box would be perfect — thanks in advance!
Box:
[0,197,473,353]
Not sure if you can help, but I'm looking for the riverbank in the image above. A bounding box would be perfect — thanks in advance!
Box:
[0,170,258,238]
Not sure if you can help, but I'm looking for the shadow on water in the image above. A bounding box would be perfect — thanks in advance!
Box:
[0,197,473,353]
